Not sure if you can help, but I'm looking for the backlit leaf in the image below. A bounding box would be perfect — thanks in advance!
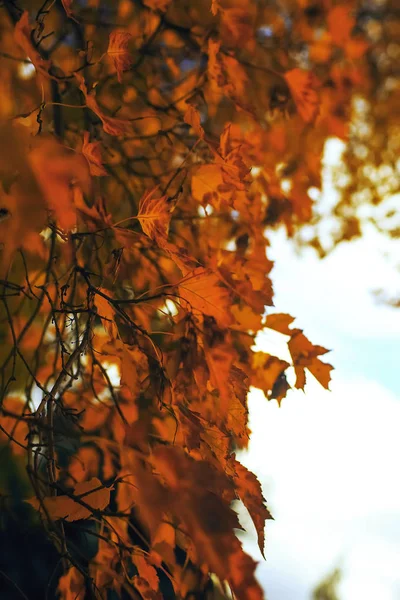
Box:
[108,31,133,83]
[178,267,234,328]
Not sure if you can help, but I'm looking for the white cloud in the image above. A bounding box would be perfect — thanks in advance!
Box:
[267,227,400,340]
[239,377,400,600]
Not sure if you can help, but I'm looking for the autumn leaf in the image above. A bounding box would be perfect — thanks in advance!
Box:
[234,459,273,558]
[108,31,133,83]
[57,567,85,600]
[184,105,205,139]
[284,69,320,124]
[153,446,264,600]
[137,187,172,245]
[94,289,119,339]
[28,478,111,522]
[82,132,108,176]
[265,313,295,335]
[327,5,355,48]
[76,74,132,136]
[288,330,333,390]
[0,123,47,273]
[178,267,234,328]
[29,137,91,231]
[14,12,51,76]
[252,352,290,405]
[133,554,159,592]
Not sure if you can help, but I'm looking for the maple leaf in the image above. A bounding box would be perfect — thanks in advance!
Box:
[137,187,172,245]
[108,31,133,83]
[152,447,264,600]
[76,74,131,136]
[252,352,290,405]
[81,132,108,176]
[234,459,273,558]
[28,478,111,522]
[265,312,295,335]
[288,330,333,390]
[284,69,320,124]
[178,267,234,328]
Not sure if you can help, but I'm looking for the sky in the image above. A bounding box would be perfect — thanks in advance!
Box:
[238,142,400,599]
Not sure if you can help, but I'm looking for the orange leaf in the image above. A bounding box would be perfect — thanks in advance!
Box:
[76,74,131,136]
[108,31,133,83]
[234,460,273,558]
[94,290,119,339]
[265,313,295,335]
[284,69,320,124]
[327,5,355,47]
[252,353,290,405]
[57,566,85,600]
[153,447,264,600]
[29,137,91,231]
[28,477,111,522]
[178,267,234,328]
[82,132,108,176]
[184,105,205,139]
[133,554,159,592]
[137,188,172,245]
[14,12,51,76]
[288,330,333,390]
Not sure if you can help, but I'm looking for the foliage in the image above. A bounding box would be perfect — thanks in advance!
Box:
[312,568,342,600]
[0,0,389,598]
